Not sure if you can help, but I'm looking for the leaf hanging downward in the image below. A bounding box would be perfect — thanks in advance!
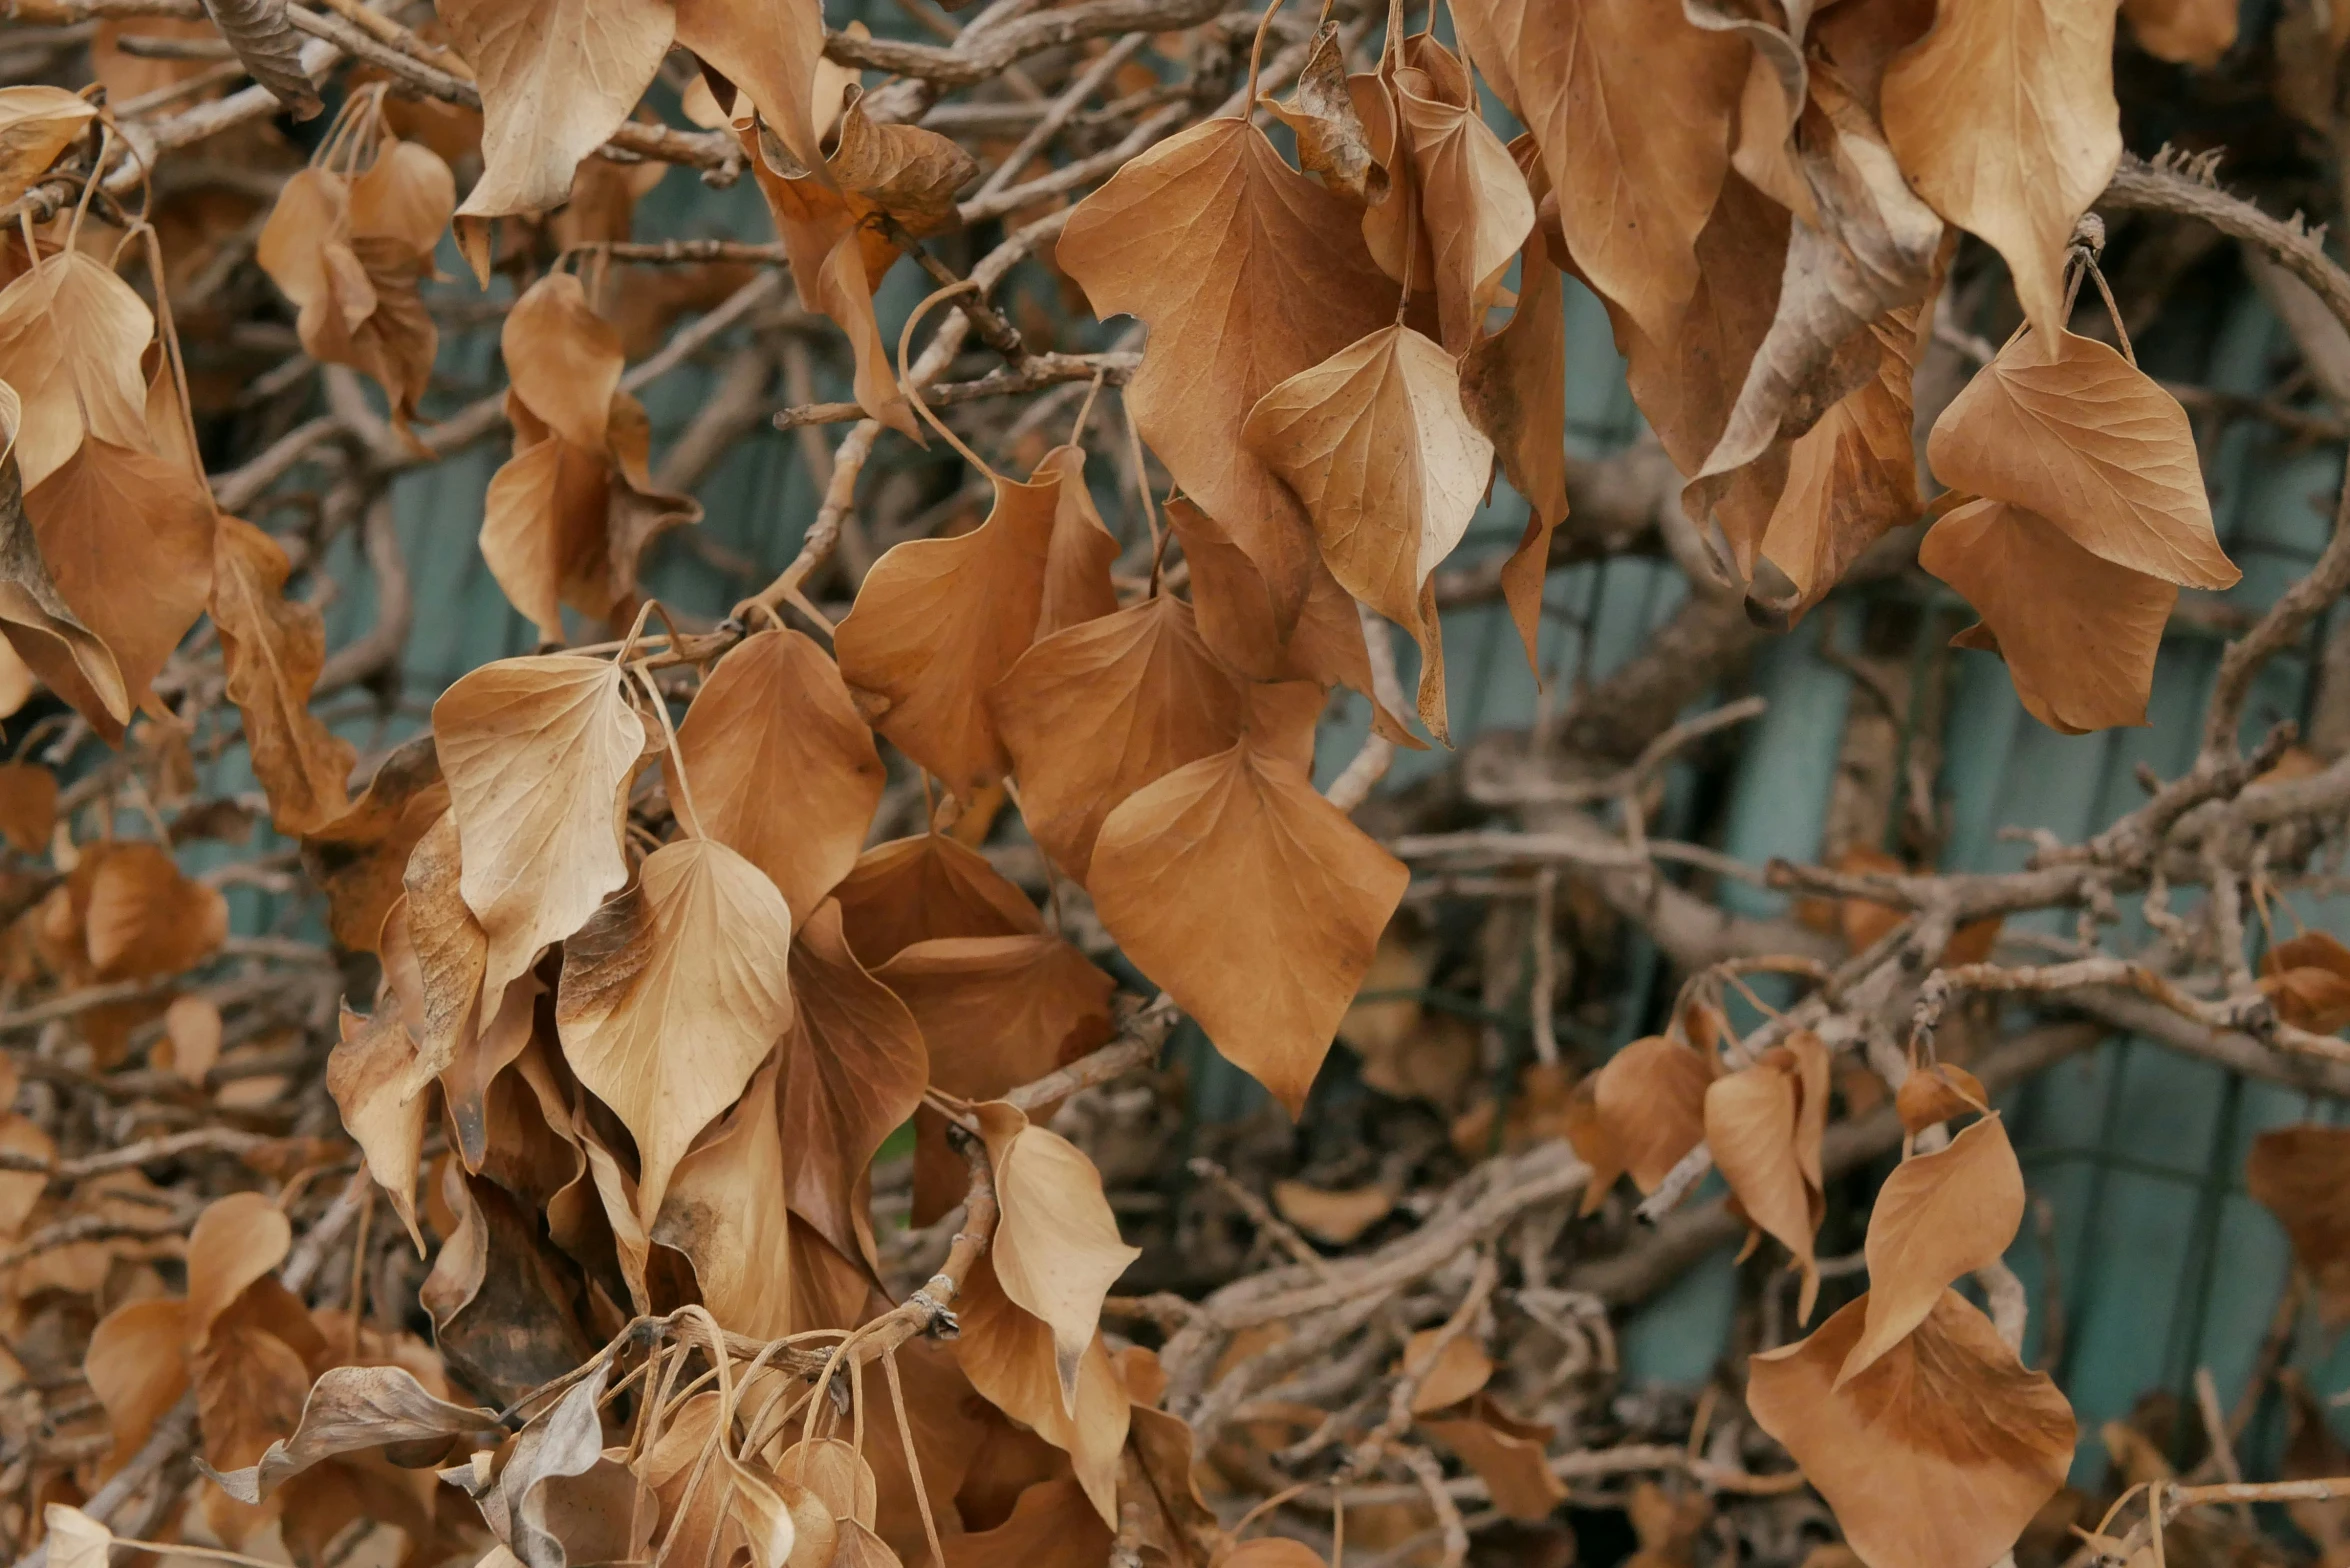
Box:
[434,655,646,1001]
[1747,1291,2076,1568]
[976,1101,1140,1411]
[205,1366,493,1504]
[831,832,1042,969]
[0,380,128,735]
[1838,1114,2026,1386]
[212,515,356,836]
[0,89,95,209]
[835,470,1059,802]
[1091,735,1409,1115]
[1242,323,1494,740]
[555,836,796,1227]
[0,250,153,491]
[1926,329,2238,589]
[1565,1035,1715,1215]
[1704,1032,1830,1320]
[444,0,673,217]
[2247,1125,2350,1325]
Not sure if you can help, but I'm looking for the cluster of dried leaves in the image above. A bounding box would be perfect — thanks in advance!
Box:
[1,0,2349,1566]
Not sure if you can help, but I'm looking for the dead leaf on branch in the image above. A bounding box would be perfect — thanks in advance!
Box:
[1705,1030,1830,1320]
[1262,22,1385,208]
[1031,443,1122,638]
[1242,323,1494,741]
[1386,41,1535,355]
[876,933,1114,1103]
[1880,0,2120,344]
[433,654,647,1004]
[212,515,357,837]
[953,1251,1132,1528]
[835,468,1059,803]
[2248,1124,2350,1325]
[1060,115,1398,630]
[1091,732,1409,1115]
[653,1057,796,1339]
[300,734,448,954]
[1919,498,2176,734]
[1837,1113,2026,1386]
[0,88,96,209]
[1566,1034,1715,1215]
[0,248,153,492]
[328,1000,429,1251]
[2261,931,2350,1033]
[555,833,796,1227]
[1748,1290,2076,1568]
[0,380,128,736]
[669,628,884,918]
[205,1365,495,1503]
[832,830,1042,970]
[444,0,673,218]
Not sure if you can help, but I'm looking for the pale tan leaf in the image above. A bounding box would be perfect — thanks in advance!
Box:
[299,736,448,953]
[875,933,1113,1100]
[1926,330,2237,588]
[1270,1179,1394,1245]
[556,835,794,1226]
[445,0,673,217]
[329,1002,429,1251]
[0,89,94,208]
[1031,444,1121,638]
[433,654,646,999]
[653,1059,794,1339]
[675,0,827,176]
[43,1507,113,1568]
[831,832,1041,969]
[1881,0,2119,343]
[1838,1114,2025,1386]
[669,628,883,918]
[952,1257,1130,1529]
[1567,1035,1714,1215]
[0,250,152,490]
[1703,1033,1829,1318]
[84,841,227,981]
[1059,116,1396,628]
[504,273,624,453]
[205,1366,495,1503]
[1091,738,1408,1114]
[1401,1327,1493,1414]
[2248,1125,2350,1325]
[1392,52,1534,353]
[976,1100,1140,1410]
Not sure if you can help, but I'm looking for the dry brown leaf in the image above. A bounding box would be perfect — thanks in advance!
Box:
[1704,1032,1829,1318]
[505,272,623,453]
[831,832,1041,968]
[670,628,884,918]
[1030,444,1122,638]
[992,594,1245,885]
[1920,498,2176,734]
[1091,736,1408,1114]
[876,934,1113,1100]
[1449,0,1745,346]
[1895,1062,1989,1134]
[433,654,646,1000]
[212,515,356,836]
[85,841,227,980]
[1242,323,1493,739]
[1270,1178,1395,1245]
[444,0,673,218]
[1566,1035,1714,1215]
[2122,0,2237,61]
[0,380,129,732]
[556,834,795,1226]
[1420,1396,1567,1521]
[1927,329,2238,588]
[299,735,448,953]
[162,994,223,1083]
[1881,0,2119,343]
[938,1473,1116,1568]
[776,898,926,1269]
[835,469,1059,801]
[1263,22,1384,207]
[0,89,95,209]
[674,0,828,179]
[1059,116,1397,628]
[827,89,979,235]
[2261,931,2350,1033]
[653,1059,794,1339]
[1838,1114,2025,1385]
[977,1100,1140,1408]
[2248,1125,2350,1324]
[1401,1327,1494,1414]
[1390,47,1534,353]
[0,249,152,491]
[953,1255,1131,1528]
[0,761,55,854]
[1747,1290,2076,1568]
[328,1001,429,1251]
[24,436,216,722]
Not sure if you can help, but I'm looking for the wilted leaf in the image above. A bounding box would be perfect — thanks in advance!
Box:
[1881,0,2119,343]
[1927,330,2238,588]
[1030,444,1121,637]
[831,832,1041,969]
[206,1366,495,1503]
[43,1507,112,1568]
[0,250,152,491]
[329,1002,428,1251]
[1091,735,1408,1114]
[1920,498,2176,734]
[0,380,128,733]
[1839,1115,2025,1385]
[1059,116,1397,628]
[445,0,673,218]
[1566,1035,1714,1215]
[1270,1178,1394,1245]
[953,1259,1131,1529]
[993,594,1245,884]
[1389,49,1535,353]
[777,898,926,1267]
[1895,1063,1988,1134]
[1448,0,1745,346]
[85,841,227,981]
[835,470,1059,801]
[876,934,1113,1100]
[504,273,623,454]
[669,628,883,918]
[1704,1032,1829,1319]
[1748,1291,2076,1568]
[653,1059,795,1339]
[977,1100,1141,1409]
[556,835,795,1226]
[938,1475,1115,1568]
[1264,22,1383,206]
[0,89,94,208]
[199,0,323,117]
[2248,1125,2350,1324]
[300,736,448,954]
[1402,1327,1493,1414]
[434,655,645,999]
[1242,323,1493,738]
[2261,931,2350,1033]
[1421,1396,1567,1521]
[0,761,55,853]
[212,515,356,836]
